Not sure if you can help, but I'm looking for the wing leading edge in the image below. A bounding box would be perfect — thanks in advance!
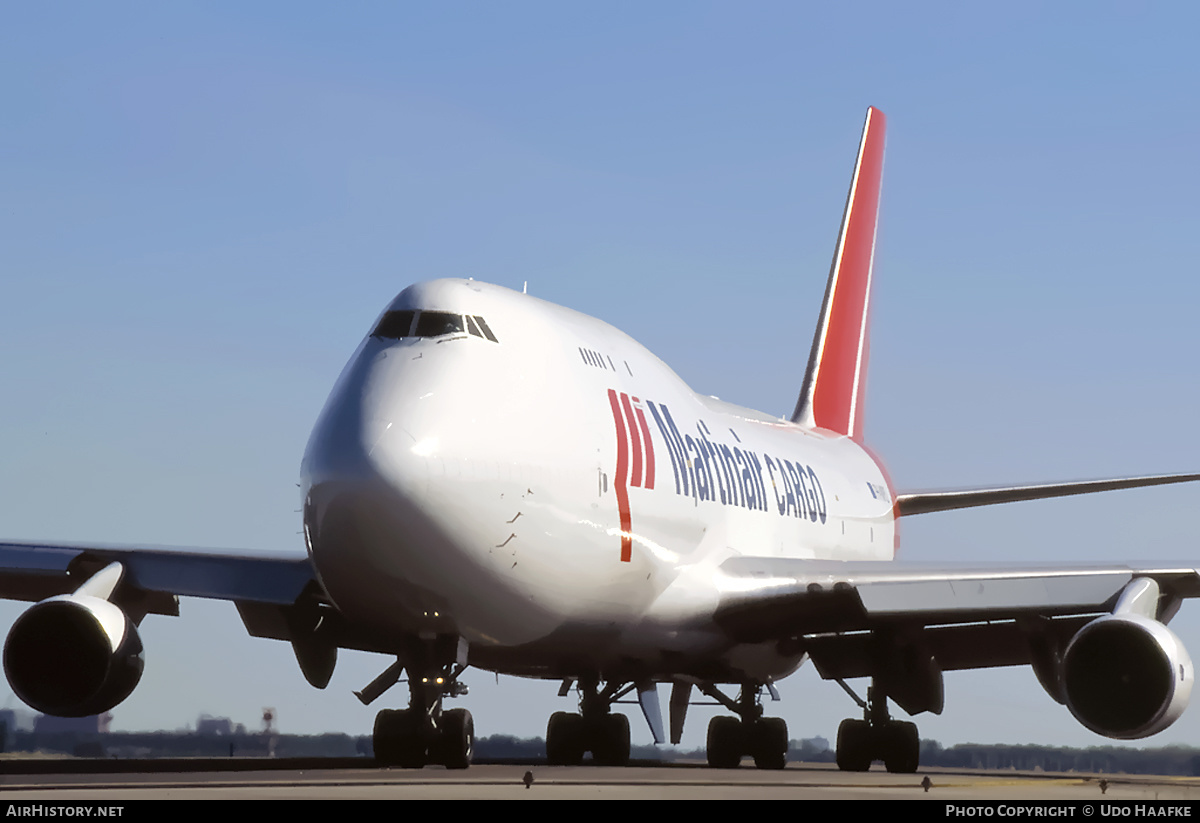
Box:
[0,540,315,615]
[713,556,1200,732]
[714,556,1200,636]
[0,539,362,713]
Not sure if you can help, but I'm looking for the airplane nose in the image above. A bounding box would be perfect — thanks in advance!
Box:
[297,319,591,646]
[298,342,450,631]
[304,343,400,478]
[302,340,444,495]
[302,343,426,540]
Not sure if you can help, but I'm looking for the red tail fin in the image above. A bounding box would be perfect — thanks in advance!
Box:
[792,107,887,442]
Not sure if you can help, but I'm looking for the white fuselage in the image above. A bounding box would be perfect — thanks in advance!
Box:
[301,279,895,682]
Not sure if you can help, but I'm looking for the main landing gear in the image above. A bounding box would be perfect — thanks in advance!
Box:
[545,677,633,766]
[364,639,474,769]
[700,683,788,770]
[835,682,919,773]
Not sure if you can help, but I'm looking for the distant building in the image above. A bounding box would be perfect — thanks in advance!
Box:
[0,708,36,751]
[196,714,234,735]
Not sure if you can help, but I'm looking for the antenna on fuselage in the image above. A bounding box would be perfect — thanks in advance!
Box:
[523,281,528,294]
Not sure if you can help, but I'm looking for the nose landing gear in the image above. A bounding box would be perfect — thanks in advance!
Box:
[371,665,473,769]
[363,638,474,769]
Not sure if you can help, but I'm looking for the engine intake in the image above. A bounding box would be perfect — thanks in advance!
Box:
[1062,613,1192,739]
[3,594,144,717]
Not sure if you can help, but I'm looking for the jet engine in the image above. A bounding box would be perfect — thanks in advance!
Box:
[1062,612,1192,739]
[3,593,144,717]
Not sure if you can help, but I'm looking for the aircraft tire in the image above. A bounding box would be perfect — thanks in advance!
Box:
[395,709,428,768]
[437,708,474,770]
[373,709,400,766]
[835,718,873,772]
[706,716,744,769]
[593,713,631,766]
[880,720,919,774]
[546,711,585,765]
[750,717,788,770]
[374,708,426,768]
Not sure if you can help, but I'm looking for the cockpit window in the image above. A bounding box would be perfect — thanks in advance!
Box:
[415,311,465,337]
[371,310,497,342]
[372,310,415,339]
[473,315,498,343]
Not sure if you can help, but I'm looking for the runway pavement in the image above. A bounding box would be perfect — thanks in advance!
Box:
[2,760,1199,801]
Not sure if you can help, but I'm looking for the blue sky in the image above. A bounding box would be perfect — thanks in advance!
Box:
[1,3,1198,749]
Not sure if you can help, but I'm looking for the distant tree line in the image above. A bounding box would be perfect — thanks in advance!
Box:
[6,728,1200,776]
[913,740,1200,776]
[6,730,367,759]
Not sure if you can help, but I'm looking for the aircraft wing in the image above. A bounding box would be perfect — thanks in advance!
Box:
[0,538,371,666]
[0,538,373,711]
[0,539,316,617]
[713,556,1200,716]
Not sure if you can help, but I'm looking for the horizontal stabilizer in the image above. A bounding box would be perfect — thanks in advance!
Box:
[896,473,1200,517]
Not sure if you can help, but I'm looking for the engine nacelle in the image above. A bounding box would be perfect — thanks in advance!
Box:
[1062,613,1192,739]
[3,594,144,717]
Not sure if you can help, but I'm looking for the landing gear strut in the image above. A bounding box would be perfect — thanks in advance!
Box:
[545,677,632,766]
[369,641,474,769]
[701,683,788,770]
[835,683,919,773]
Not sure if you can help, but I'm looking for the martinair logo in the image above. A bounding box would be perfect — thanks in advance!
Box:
[606,388,832,562]
[606,389,656,562]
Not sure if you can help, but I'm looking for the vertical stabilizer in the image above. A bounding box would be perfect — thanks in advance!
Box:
[791,107,887,441]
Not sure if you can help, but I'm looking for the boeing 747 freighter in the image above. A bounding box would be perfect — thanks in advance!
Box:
[2,108,1197,772]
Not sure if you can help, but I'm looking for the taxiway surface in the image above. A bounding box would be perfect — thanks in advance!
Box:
[2,761,1199,800]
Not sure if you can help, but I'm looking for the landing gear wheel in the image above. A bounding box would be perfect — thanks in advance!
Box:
[750,716,788,770]
[436,708,474,770]
[835,718,872,772]
[546,711,585,765]
[373,709,402,766]
[374,708,426,768]
[879,720,919,774]
[835,717,920,773]
[706,716,744,769]
[593,713,631,766]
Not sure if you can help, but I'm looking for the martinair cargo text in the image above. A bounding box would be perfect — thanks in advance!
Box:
[2,108,1198,772]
